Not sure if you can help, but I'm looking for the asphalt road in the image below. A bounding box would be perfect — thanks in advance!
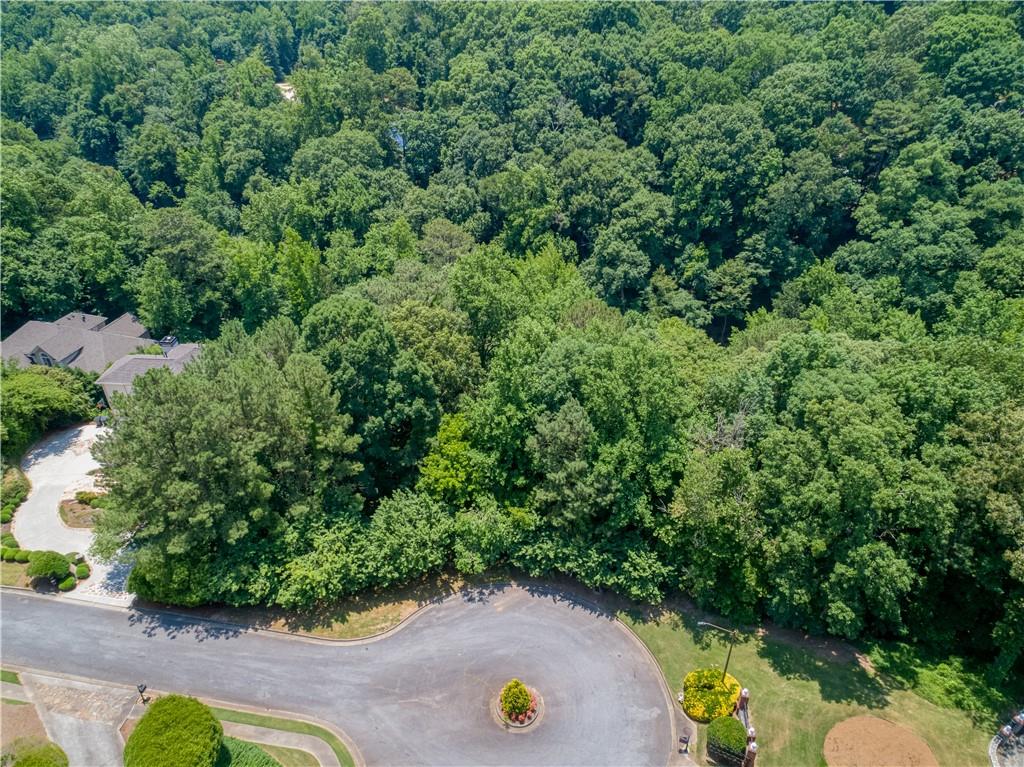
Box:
[2,586,672,766]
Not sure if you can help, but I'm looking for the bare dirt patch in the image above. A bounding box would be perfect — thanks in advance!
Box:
[824,715,938,767]
[0,701,47,748]
[59,499,99,528]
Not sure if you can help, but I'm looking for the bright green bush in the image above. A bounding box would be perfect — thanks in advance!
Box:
[215,738,281,767]
[707,715,747,761]
[27,551,71,582]
[15,550,31,563]
[75,563,91,580]
[681,668,741,723]
[11,741,69,767]
[1,509,11,523]
[500,678,532,717]
[57,576,77,592]
[1,533,17,547]
[124,695,223,767]
[64,552,83,565]
[2,548,18,562]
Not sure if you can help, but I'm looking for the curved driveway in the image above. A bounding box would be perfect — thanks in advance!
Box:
[1,586,672,766]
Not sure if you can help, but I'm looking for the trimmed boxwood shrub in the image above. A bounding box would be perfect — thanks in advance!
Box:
[1,509,11,524]
[124,695,223,767]
[215,738,281,767]
[707,715,747,763]
[76,563,91,580]
[2,548,18,562]
[1,533,17,548]
[64,552,83,565]
[681,668,741,723]
[15,550,31,563]
[57,576,77,592]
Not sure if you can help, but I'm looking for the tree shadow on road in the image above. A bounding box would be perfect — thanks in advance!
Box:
[126,606,246,642]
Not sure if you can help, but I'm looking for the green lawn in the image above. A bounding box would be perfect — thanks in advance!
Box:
[258,743,319,767]
[211,707,354,767]
[621,610,1003,767]
[0,562,29,588]
[0,669,21,685]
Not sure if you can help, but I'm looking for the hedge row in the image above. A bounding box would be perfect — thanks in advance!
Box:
[0,469,30,524]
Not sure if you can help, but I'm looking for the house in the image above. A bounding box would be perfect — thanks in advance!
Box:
[1,312,151,372]
[95,339,200,404]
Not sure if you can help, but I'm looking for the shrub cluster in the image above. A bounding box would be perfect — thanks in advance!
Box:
[707,715,747,763]
[681,669,741,723]
[1,469,30,523]
[26,551,72,582]
[124,695,223,767]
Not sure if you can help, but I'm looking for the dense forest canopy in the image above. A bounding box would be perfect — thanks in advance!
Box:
[2,1,1021,681]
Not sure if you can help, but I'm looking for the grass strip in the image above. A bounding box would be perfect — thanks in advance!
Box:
[1,669,21,684]
[2,697,29,705]
[211,706,354,767]
[258,743,319,767]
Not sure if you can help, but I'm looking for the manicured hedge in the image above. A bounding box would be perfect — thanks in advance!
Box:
[15,550,30,563]
[681,668,741,723]
[57,576,77,592]
[1,469,30,521]
[707,715,747,762]
[215,738,281,767]
[1,533,18,548]
[124,695,223,767]
[2,548,18,562]
[76,563,91,580]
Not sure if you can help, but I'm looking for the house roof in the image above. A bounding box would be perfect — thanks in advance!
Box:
[95,344,200,387]
[1,312,152,373]
[102,312,149,338]
[54,312,108,331]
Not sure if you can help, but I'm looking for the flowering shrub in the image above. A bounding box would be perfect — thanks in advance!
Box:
[681,668,740,722]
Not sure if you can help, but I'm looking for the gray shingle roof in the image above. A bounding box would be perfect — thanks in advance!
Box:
[102,312,149,338]
[95,344,200,386]
[1,312,152,373]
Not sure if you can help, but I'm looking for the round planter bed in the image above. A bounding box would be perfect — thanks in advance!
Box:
[493,680,544,731]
